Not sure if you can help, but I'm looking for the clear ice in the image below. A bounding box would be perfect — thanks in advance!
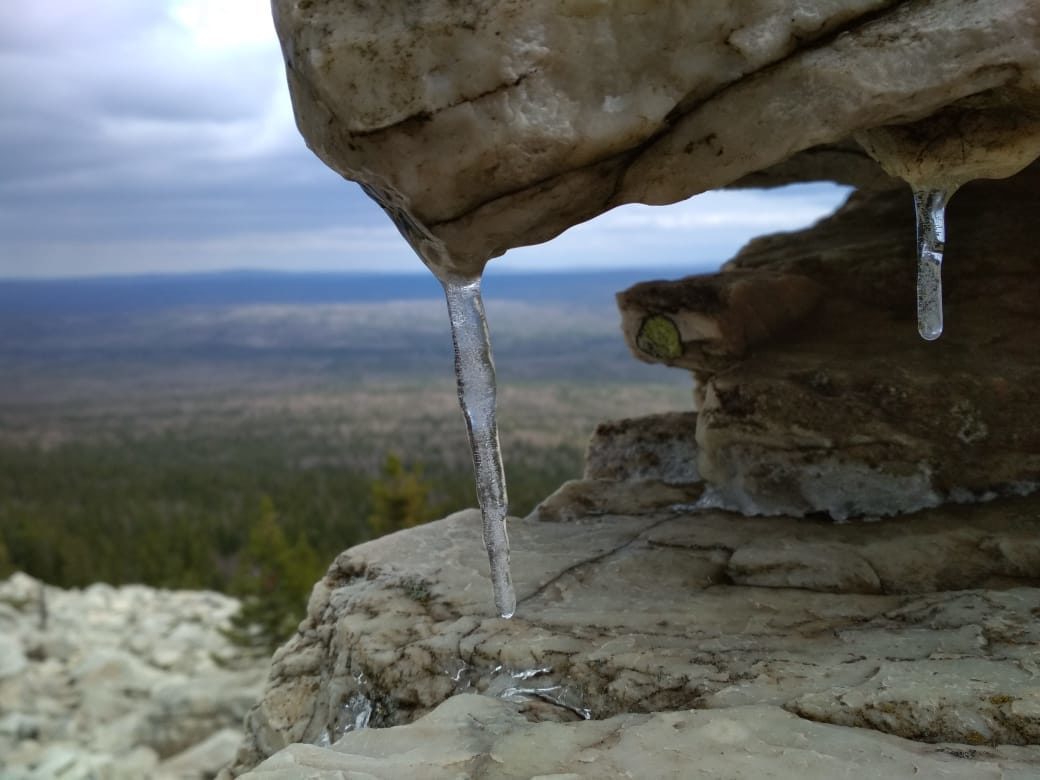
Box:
[913,189,950,341]
[360,183,516,618]
[441,276,516,619]
[486,665,592,720]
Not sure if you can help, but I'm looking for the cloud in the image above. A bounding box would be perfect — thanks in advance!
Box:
[601,189,844,231]
[0,0,293,189]
[5,224,418,278]
[497,184,851,273]
[0,2,851,279]
[0,0,401,277]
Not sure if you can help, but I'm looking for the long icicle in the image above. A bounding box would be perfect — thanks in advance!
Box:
[913,188,950,341]
[441,275,516,619]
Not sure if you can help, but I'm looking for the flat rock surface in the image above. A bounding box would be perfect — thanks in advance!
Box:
[618,167,1040,518]
[239,694,1040,780]
[273,0,1040,274]
[226,499,1040,775]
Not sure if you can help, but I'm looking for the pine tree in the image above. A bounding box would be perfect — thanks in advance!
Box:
[367,453,436,538]
[0,537,10,578]
[226,495,324,654]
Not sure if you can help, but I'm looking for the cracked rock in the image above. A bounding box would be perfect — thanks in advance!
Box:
[224,496,1040,776]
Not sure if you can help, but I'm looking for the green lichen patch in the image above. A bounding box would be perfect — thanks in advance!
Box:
[636,315,683,360]
[398,574,434,604]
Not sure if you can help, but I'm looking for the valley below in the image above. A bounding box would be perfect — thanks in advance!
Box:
[0,271,690,594]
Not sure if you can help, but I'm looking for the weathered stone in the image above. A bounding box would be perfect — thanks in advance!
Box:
[238,695,1040,780]
[531,412,705,520]
[272,0,1040,275]
[241,11,1040,777]
[584,412,700,484]
[0,634,28,680]
[618,167,1040,518]
[159,728,246,779]
[857,98,1040,192]
[618,272,824,373]
[0,574,268,780]
[225,499,1040,775]
[531,478,701,522]
[727,540,883,594]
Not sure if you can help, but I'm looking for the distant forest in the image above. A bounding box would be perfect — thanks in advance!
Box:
[0,429,581,651]
[0,270,690,649]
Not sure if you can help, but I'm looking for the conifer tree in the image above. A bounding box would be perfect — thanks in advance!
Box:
[226,495,324,654]
[367,453,436,537]
[0,537,10,578]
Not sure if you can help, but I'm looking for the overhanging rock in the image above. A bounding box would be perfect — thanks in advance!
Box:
[273,0,1040,276]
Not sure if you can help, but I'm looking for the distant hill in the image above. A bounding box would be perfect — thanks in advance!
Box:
[0,269,693,390]
[0,268,693,316]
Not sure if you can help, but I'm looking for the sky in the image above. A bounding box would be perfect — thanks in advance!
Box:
[0,1,850,279]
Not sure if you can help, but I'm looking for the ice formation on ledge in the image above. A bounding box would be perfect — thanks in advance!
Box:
[913,189,949,341]
[441,277,515,619]
[354,182,516,617]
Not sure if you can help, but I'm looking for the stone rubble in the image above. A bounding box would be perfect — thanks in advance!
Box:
[0,573,268,780]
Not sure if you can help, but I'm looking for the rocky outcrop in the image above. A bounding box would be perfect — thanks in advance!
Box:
[0,573,268,780]
[618,166,1040,518]
[224,152,1040,780]
[225,484,1040,776]
[240,694,1040,779]
[272,0,1040,275]
[238,6,1040,775]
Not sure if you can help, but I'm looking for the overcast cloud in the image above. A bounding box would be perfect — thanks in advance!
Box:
[0,2,849,278]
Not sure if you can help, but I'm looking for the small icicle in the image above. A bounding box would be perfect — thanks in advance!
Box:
[913,189,950,341]
[441,276,516,619]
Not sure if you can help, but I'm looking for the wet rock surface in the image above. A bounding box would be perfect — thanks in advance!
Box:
[619,167,1040,518]
[272,0,1040,275]
[0,573,267,780]
[225,497,1040,776]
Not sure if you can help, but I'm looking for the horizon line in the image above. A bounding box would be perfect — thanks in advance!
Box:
[0,264,716,284]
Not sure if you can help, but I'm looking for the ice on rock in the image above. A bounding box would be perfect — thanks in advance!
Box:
[315,693,373,747]
[442,277,516,619]
[913,189,951,341]
[857,107,1040,342]
[486,665,592,720]
[359,182,516,618]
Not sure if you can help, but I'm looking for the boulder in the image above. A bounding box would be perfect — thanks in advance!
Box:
[137,674,266,758]
[618,166,1040,518]
[0,634,28,680]
[159,728,246,779]
[272,0,1040,275]
[224,500,1040,775]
